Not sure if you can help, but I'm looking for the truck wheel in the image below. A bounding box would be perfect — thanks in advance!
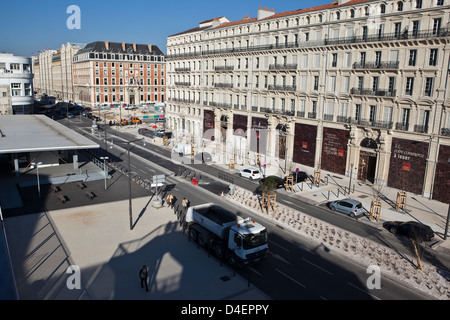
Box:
[197,233,206,247]
[226,252,238,266]
[189,228,197,242]
[214,244,224,258]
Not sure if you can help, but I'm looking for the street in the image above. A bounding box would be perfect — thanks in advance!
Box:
[59,114,442,300]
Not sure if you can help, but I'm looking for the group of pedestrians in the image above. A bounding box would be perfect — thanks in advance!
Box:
[139,193,190,293]
[165,193,189,210]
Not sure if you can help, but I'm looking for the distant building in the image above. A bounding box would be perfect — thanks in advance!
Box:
[72,41,166,106]
[0,53,34,114]
[32,42,86,103]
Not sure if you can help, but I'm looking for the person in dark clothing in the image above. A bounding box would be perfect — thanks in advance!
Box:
[139,265,148,292]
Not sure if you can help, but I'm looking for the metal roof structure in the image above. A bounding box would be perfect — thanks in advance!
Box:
[0,115,99,154]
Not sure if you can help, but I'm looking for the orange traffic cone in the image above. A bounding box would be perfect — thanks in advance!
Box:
[221,191,224,198]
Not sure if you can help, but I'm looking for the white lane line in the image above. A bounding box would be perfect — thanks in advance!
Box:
[347,282,381,300]
[248,266,263,277]
[276,269,306,288]
[302,258,333,275]
[270,252,292,265]
[268,240,290,252]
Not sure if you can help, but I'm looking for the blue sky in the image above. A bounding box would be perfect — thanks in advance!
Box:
[1,0,329,57]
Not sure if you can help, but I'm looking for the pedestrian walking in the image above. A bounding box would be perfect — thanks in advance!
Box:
[139,265,148,292]
[182,197,189,209]
[166,193,174,207]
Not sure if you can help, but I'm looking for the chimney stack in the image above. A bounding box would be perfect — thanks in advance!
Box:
[105,41,109,50]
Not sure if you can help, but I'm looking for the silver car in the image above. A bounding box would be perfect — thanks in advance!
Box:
[329,199,364,218]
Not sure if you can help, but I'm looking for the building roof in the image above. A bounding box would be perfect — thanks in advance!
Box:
[76,41,164,56]
[0,115,99,154]
[170,0,373,36]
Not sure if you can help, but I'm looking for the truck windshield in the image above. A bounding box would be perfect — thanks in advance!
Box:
[242,230,268,250]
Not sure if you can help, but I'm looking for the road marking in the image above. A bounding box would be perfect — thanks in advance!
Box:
[270,252,292,265]
[302,258,333,275]
[276,269,306,288]
[248,266,262,277]
[268,240,289,252]
[347,282,381,300]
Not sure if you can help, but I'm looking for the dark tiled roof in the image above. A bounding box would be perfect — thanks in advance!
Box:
[77,41,164,56]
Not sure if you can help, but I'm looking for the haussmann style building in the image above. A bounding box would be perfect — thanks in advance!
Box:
[166,0,450,203]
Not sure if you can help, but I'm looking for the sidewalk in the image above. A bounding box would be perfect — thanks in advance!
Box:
[2,174,270,300]
[224,162,450,256]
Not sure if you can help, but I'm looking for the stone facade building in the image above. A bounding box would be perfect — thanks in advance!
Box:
[166,0,450,203]
[0,53,34,114]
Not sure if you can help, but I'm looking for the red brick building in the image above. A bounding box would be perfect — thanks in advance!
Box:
[73,41,166,106]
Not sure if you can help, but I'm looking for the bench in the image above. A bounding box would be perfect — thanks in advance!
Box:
[58,195,66,203]
[77,182,86,189]
[52,185,60,193]
[85,191,95,199]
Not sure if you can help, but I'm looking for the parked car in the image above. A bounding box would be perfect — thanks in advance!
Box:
[129,117,142,124]
[328,198,365,218]
[194,152,212,163]
[284,171,308,184]
[239,167,262,180]
[382,221,434,242]
[259,175,285,188]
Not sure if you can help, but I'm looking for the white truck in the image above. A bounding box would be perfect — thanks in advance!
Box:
[185,203,268,266]
[173,143,192,156]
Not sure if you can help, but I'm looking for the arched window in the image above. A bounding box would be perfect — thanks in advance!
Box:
[397,1,403,11]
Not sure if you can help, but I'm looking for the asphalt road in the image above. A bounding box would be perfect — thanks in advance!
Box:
[59,116,441,299]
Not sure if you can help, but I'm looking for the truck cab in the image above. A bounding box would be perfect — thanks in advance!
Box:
[228,219,268,266]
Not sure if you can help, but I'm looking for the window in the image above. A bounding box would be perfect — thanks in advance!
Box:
[429,49,438,66]
[314,76,319,90]
[397,1,403,11]
[11,83,21,96]
[401,108,410,128]
[328,76,336,91]
[425,77,434,96]
[437,0,444,5]
[388,77,396,94]
[405,77,414,95]
[394,23,402,39]
[369,105,377,125]
[408,50,417,66]
[332,53,337,67]
[412,21,420,38]
[380,4,386,13]
[355,104,361,121]
[433,18,442,35]
[416,0,422,8]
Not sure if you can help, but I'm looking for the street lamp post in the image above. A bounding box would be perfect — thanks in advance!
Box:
[100,156,109,190]
[32,162,43,198]
[348,162,354,195]
[111,137,146,230]
[103,111,115,158]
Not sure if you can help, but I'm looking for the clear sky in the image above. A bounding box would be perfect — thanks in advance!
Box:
[1,0,330,57]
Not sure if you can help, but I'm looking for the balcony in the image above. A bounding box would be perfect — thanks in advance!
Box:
[347,117,393,129]
[167,27,450,60]
[441,128,450,136]
[323,114,334,121]
[214,66,234,72]
[174,67,191,72]
[395,122,409,131]
[297,111,305,118]
[174,82,191,87]
[350,88,396,97]
[414,125,429,134]
[352,61,399,70]
[214,83,233,89]
[269,64,298,71]
[268,84,296,92]
[308,112,317,119]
